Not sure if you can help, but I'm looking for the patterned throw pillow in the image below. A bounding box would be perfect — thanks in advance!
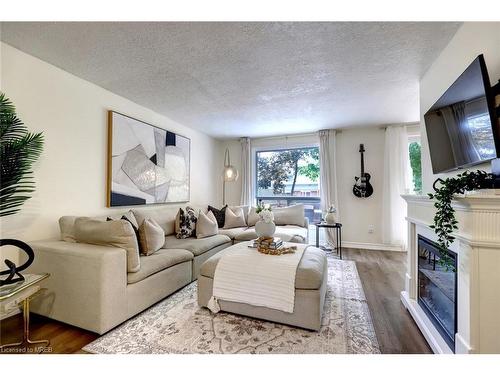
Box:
[208,205,227,228]
[176,207,197,239]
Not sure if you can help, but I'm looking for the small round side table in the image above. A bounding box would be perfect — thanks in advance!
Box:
[314,222,342,259]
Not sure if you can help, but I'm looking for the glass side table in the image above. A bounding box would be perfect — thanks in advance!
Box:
[314,222,342,259]
[0,273,50,353]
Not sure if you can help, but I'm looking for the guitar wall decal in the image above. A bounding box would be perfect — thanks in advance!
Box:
[353,143,373,198]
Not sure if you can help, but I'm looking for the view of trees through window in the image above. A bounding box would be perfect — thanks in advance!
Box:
[256,147,321,221]
[408,141,422,194]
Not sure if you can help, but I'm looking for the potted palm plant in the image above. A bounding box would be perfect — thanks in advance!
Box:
[0,92,44,285]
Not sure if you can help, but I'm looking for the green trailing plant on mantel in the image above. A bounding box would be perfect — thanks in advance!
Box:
[428,170,493,271]
[0,92,44,217]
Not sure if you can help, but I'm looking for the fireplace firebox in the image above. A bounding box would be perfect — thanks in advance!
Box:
[417,235,457,352]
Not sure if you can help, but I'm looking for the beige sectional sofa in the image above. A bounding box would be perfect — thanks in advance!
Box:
[27,204,309,334]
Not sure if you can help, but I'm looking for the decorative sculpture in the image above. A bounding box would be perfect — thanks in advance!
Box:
[0,239,35,286]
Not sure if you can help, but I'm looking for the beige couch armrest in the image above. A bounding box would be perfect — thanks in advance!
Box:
[27,240,128,334]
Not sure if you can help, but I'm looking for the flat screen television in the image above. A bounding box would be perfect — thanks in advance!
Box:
[424,54,499,174]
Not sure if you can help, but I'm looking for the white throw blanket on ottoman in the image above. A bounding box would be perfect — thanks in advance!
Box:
[208,242,307,314]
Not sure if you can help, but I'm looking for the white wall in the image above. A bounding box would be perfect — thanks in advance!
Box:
[219,127,392,248]
[420,22,500,193]
[336,127,386,246]
[0,43,221,245]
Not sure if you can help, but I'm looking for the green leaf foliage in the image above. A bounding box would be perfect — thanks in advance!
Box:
[409,142,422,193]
[430,170,493,271]
[0,92,44,217]
[257,148,319,196]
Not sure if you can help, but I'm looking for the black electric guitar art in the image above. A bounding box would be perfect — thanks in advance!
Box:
[352,144,373,198]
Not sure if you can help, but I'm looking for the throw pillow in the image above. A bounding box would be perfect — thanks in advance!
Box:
[132,206,178,235]
[74,217,141,273]
[272,204,305,227]
[59,216,78,242]
[223,206,247,229]
[176,207,197,239]
[196,210,218,239]
[229,205,250,223]
[138,218,165,255]
[107,211,142,253]
[208,205,227,228]
[247,207,260,227]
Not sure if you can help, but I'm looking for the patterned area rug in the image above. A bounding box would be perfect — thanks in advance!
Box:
[84,254,380,354]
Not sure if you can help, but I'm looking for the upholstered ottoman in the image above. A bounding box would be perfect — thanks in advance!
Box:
[197,244,328,331]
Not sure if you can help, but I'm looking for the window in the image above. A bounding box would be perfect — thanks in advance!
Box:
[407,133,422,194]
[255,146,321,222]
[467,113,497,159]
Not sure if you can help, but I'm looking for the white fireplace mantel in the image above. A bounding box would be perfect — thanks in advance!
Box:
[401,190,500,354]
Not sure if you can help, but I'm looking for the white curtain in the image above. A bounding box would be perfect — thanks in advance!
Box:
[382,125,410,248]
[240,137,253,206]
[319,129,339,247]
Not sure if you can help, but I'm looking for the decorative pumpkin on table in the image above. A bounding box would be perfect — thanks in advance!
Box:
[0,92,44,286]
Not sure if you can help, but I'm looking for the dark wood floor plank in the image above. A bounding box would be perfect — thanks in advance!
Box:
[1,248,432,354]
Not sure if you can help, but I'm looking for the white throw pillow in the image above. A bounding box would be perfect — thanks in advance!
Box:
[196,210,219,239]
[59,216,78,242]
[229,205,250,223]
[247,207,260,227]
[273,204,305,227]
[223,206,247,229]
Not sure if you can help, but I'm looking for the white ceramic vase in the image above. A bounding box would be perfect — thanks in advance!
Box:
[325,212,336,224]
[255,220,276,238]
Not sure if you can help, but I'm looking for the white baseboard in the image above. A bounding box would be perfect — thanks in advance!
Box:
[342,241,404,252]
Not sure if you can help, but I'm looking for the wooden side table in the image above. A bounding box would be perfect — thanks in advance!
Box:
[0,273,50,353]
[314,222,342,259]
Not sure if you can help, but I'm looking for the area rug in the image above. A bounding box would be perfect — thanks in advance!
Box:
[83,254,380,354]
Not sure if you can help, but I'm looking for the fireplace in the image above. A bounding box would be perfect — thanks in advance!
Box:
[417,235,457,352]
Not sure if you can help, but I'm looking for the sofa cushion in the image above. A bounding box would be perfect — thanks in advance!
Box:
[127,249,193,284]
[200,246,326,289]
[229,205,250,223]
[132,206,179,236]
[275,225,308,243]
[175,207,197,239]
[196,210,218,239]
[247,207,260,226]
[59,216,78,242]
[163,234,231,256]
[74,217,141,272]
[234,225,308,243]
[138,218,165,255]
[208,205,227,228]
[218,227,247,240]
[273,204,305,227]
[223,206,246,229]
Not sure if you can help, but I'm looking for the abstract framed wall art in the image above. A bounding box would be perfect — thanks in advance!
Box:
[107,111,190,207]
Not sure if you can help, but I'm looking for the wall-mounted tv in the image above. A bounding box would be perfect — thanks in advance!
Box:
[424,54,499,174]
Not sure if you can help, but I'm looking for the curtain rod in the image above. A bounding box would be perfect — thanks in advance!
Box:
[246,132,319,142]
[222,122,421,141]
[378,121,420,130]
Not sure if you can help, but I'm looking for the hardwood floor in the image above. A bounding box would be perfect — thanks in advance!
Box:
[342,248,432,354]
[0,312,98,354]
[0,248,431,354]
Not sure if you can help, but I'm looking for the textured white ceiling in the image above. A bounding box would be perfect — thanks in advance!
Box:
[1,22,461,139]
